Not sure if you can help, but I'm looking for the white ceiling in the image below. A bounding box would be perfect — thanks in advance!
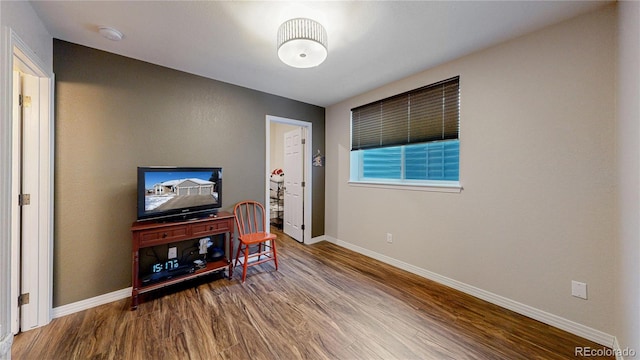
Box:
[30,1,611,107]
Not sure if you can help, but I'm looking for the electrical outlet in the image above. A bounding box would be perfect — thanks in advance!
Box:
[168,247,177,259]
[571,280,587,300]
[386,233,393,243]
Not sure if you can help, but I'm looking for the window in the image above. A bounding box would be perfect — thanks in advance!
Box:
[350,76,460,189]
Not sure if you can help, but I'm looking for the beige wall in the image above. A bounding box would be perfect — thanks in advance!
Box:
[53,40,325,306]
[326,5,616,335]
[616,1,640,356]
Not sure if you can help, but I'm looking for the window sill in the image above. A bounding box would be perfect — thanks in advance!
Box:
[348,180,462,193]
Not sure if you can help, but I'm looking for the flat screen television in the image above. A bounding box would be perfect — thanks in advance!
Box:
[137,166,222,222]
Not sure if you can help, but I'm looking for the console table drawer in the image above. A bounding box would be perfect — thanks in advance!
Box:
[139,226,189,246]
[192,220,231,236]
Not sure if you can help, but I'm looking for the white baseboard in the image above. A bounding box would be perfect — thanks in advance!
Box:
[614,337,623,360]
[51,287,131,319]
[49,236,328,318]
[52,237,617,350]
[611,337,638,360]
[306,234,327,245]
[323,235,616,348]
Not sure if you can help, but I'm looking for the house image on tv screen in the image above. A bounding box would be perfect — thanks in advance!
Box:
[146,178,219,211]
[154,178,214,196]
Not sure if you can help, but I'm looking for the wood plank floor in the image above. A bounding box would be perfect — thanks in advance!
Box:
[12,228,613,359]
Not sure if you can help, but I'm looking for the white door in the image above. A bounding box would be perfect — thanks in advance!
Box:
[13,72,42,332]
[283,127,304,242]
[11,70,21,334]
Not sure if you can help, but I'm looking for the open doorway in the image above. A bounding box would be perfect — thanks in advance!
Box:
[7,29,54,334]
[265,115,312,243]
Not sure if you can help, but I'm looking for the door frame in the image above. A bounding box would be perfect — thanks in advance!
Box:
[265,115,312,243]
[2,27,54,334]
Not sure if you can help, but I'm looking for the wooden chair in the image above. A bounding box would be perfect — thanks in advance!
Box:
[233,200,278,282]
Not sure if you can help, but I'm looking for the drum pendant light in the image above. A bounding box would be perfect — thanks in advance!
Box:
[277,18,328,68]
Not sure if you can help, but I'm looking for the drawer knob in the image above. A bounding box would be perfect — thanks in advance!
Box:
[209,226,214,231]
[162,233,168,238]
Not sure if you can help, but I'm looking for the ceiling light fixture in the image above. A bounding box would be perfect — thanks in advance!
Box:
[98,26,124,41]
[277,18,327,68]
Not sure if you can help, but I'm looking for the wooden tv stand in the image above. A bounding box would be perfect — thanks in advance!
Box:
[130,211,234,309]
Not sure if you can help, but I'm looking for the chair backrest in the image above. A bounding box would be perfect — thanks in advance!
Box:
[234,200,268,237]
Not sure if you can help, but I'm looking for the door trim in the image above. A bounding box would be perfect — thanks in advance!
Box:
[265,115,312,243]
[0,26,14,355]
[3,27,54,334]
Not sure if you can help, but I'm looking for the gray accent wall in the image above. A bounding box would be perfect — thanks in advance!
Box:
[53,40,324,306]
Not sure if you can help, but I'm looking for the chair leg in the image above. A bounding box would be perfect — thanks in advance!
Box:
[257,242,262,261]
[271,240,278,270]
[234,241,243,269]
[242,244,250,283]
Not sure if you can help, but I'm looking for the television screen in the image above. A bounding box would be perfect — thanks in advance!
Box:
[137,166,222,221]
